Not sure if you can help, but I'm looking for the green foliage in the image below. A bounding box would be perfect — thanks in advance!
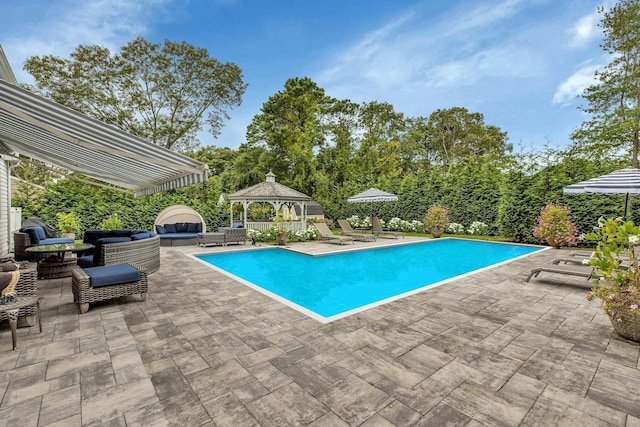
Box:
[101,213,123,230]
[586,217,640,322]
[571,0,640,166]
[24,37,247,152]
[56,212,81,233]
[424,205,450,231]
[533,202,580,247]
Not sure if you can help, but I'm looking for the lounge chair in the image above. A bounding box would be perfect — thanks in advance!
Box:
[371,216,403,239]
[313,222,354,245]
[337,219,376,242]
[526,265,596,283]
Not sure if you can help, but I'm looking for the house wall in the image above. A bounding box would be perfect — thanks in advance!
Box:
[0,157,10,255]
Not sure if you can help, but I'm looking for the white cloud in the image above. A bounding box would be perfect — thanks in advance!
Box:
[552,63,601,105]
[1,0,173,83]
[569,11,600,48]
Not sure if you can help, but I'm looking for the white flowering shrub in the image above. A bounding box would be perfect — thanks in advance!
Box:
[247,227,319,242]
[387,217,425,232]
[346,215,372,229]
[467,221,489,235]
[446,223,465,234]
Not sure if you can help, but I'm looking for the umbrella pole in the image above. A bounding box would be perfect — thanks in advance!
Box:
[624,192,629,221]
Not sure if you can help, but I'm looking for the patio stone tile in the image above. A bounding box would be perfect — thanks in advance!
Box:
[497,372,545,408]
[377,400,422,425]
[170,350,209,376]
[359,414,395,426]
[122,401,169,427]
[427,360,505,392]
[269,345,318,370]
[399,343,454,374]
[79,332,108,353]
[46,351,111,380]
[518,356,594,394]
[281,363,332,396]
[161,390,212,426]
[523,394,617,427]
[153,322,182,340]
[588,360,640,417]
[43,414,82,427]
[316,363,351,384]
[264,331,304,352]
[136,336,193,364]
[80,377,158,426]
[442,381,529,426]
[232,379,270,404]
[539,385,627,425]
[316,374,391,426]
[38,384,81,426]
[0,396,41,426]
[414,403,472,426]
[246,382,328,426]
[363,319,429,351]
[3,372,78,407]
[236,346,286,368]
[110,345,142,372]
[307,411,350,426]
[246,361,293,391]
[186,358,254,402]
[79,364,116,396]
[350,346,427,388]
[202,392,259,426]
[147,362,194,401]
[16,340,78,367]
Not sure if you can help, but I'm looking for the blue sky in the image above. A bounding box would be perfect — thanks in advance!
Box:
[1,0,610,152]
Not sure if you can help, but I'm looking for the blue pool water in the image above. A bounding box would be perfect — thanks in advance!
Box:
[194,239,542,322]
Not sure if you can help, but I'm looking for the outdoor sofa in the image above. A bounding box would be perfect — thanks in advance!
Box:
[154,204,206,246]
[76,230,160,274]
[14,226,75,260]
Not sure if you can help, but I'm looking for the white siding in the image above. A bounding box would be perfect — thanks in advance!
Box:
[0,158,9,255]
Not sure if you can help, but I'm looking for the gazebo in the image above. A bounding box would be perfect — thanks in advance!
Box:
[227,171,311,231]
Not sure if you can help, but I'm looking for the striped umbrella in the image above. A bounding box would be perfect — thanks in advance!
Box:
[347,188,398,217]
[563,167,640,217]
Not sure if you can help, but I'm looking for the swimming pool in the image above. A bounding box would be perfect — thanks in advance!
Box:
[194,239,543,322]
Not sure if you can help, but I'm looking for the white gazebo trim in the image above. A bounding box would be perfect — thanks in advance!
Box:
[227,171,311,231]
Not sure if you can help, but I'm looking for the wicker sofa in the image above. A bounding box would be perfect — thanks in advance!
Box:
[14,227,75,260]
[77,230,160,274]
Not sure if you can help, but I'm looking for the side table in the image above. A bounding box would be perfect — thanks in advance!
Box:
[197,232,226,247]
[1,296,41,350]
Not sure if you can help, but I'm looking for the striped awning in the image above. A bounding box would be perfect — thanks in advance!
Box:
[347,188,398,203]
[563,167,640,195]
[0,79,208,197]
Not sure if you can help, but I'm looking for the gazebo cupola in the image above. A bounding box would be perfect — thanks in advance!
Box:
[226,171,311,231]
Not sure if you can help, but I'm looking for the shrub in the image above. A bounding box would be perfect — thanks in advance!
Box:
[447,223,465,234]
[424,205,450,231]
[533,202,579,247]
[467,221,489,235]
[101,213,123,230]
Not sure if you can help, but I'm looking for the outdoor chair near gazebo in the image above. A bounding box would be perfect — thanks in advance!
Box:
[313,222,354,245]
[337,219,376,242]
[371,216,403,239]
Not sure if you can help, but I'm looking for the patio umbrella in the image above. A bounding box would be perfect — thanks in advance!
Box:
[563,167,640,218]
[347,188,398,216]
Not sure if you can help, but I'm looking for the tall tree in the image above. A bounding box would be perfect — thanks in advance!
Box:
[572,0,640,166]
[245,77,338,195]
[24,37,247,152]
[420,107,510,173]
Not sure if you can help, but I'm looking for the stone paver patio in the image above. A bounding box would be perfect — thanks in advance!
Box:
[1,237,639,426]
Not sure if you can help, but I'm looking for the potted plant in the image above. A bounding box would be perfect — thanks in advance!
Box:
[273,214,289,245]
[424,205,449,238]
[586,217,640,342]
[533,202,579,248]
[101,213,123,230]
[56,212,80,239]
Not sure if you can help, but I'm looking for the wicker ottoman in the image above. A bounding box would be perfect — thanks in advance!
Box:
[197,232,226,247]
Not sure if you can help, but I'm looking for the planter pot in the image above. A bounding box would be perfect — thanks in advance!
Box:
[430,227,444,238]
[609,315,640,342]
[276,233,288,245]
[61,232,76,240]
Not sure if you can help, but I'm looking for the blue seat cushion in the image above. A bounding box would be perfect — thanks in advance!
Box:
[155,225,168,234]
[164,223,177,233]
[77,255,95,268]
[186,222,198,233]
[38,237,74,245]
[84,264,140,288]
[158,232,197,239]
[232,223,244,228]
[20,227,41,244]
[131,232,151,240]
[176,222,188,233]
[33,226,47,241]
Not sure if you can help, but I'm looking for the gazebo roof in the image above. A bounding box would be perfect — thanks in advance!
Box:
[227,171,310,202]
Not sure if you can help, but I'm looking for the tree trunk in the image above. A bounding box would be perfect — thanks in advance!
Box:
[634,129,639,168]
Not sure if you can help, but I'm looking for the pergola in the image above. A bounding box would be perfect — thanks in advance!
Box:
[227,171,311,231]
